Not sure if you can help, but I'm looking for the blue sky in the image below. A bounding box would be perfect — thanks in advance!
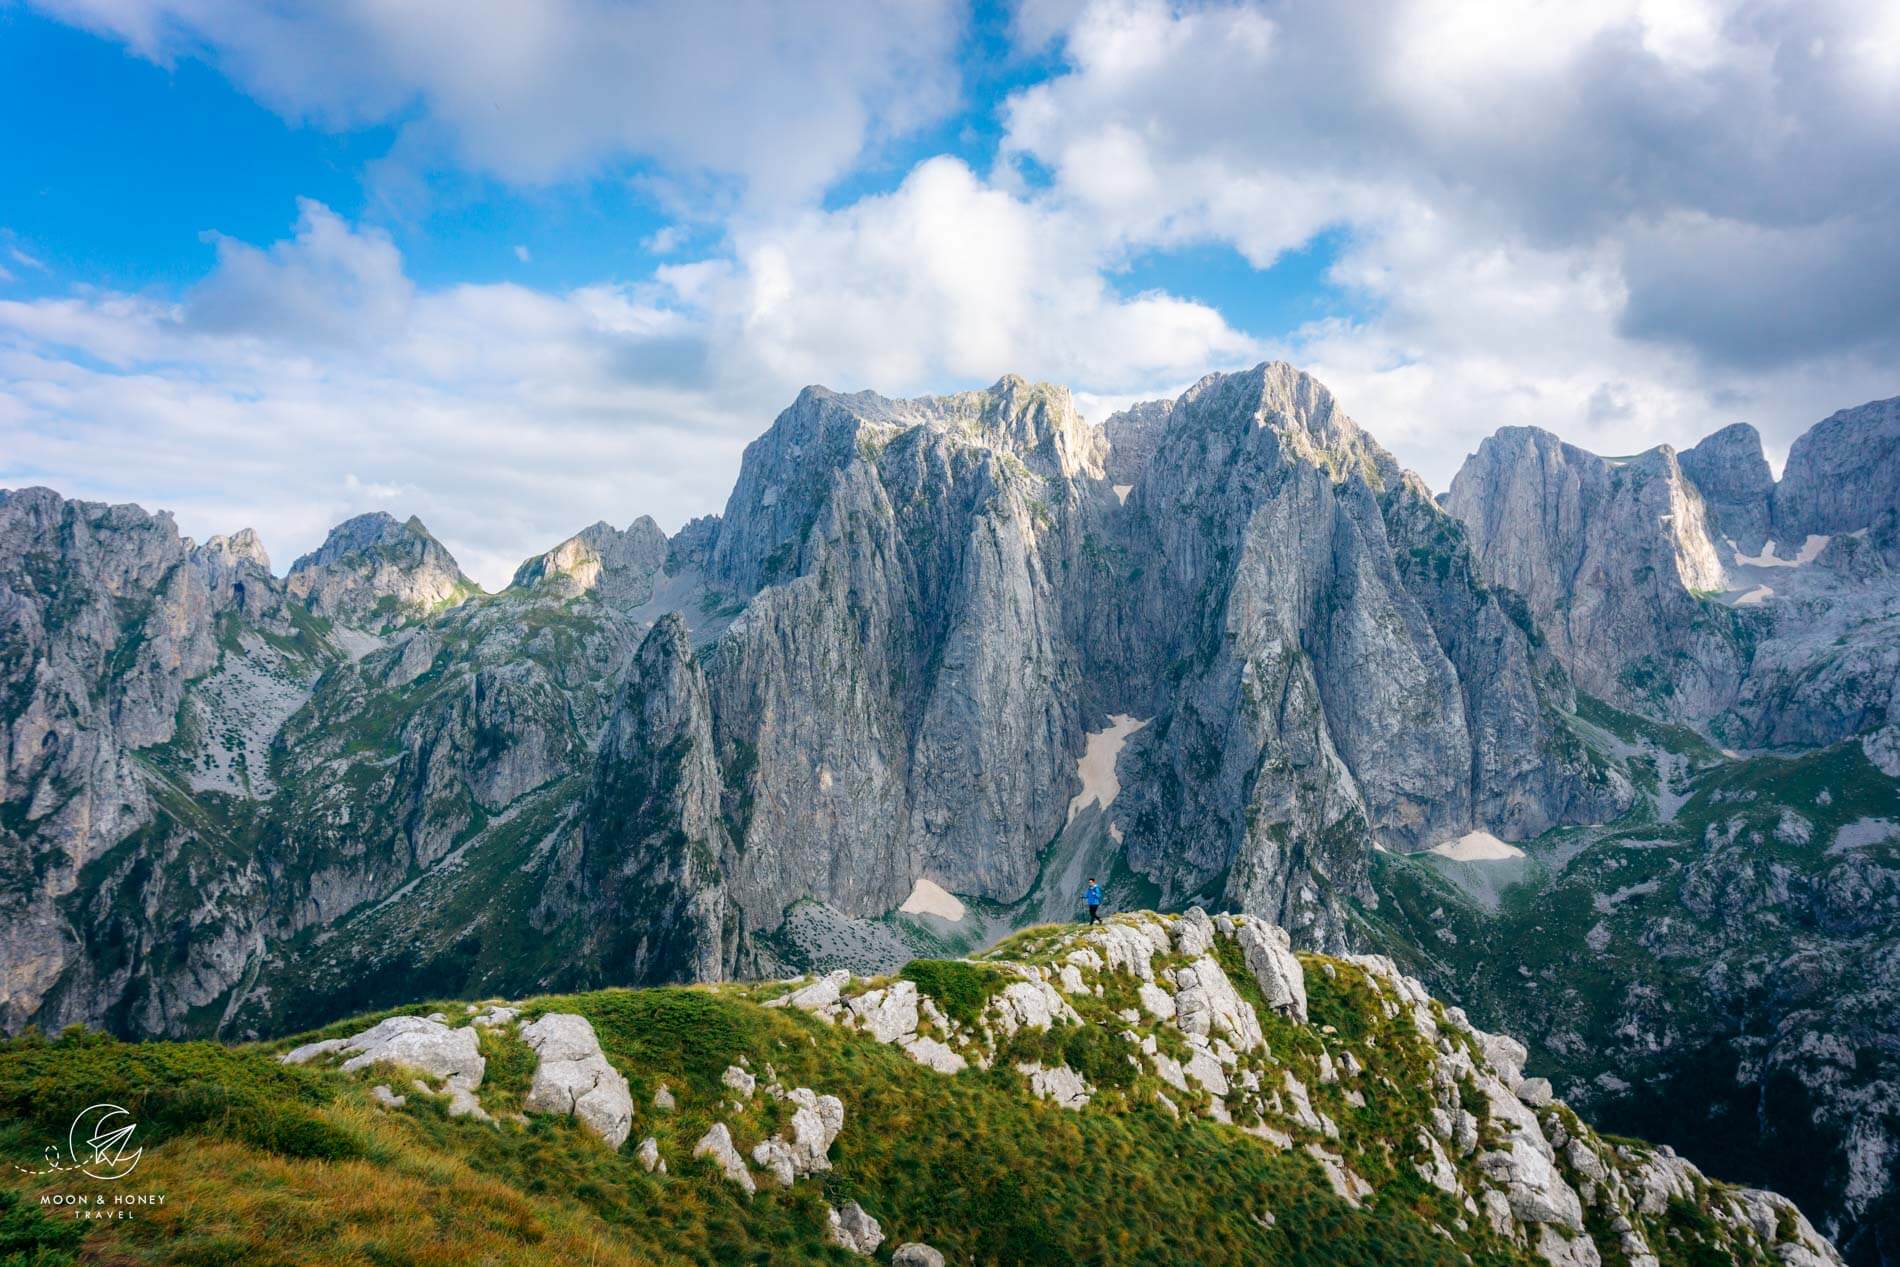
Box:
[3,0,1896,586]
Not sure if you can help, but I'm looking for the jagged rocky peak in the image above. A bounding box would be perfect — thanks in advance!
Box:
[1179,361,1398,487]
[510,516,668,605]
[893,373,1106,481]
[286,510,478,631]
[1102,397,1173,489]
[665,514,721,573]
[710,374,1100,594]
[190,526,287,621]
[1775,393,1900,538]
[1679,421,1775,551]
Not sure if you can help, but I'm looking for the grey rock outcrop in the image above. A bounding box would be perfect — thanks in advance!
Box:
[280,1014,488,1118]
[1680,422,1775,550]
[891,1245,946,1267]
[286,511,477,631]
[520,1012,633,1148]
[691,1122,755,1194]
[1776,395,1900,538]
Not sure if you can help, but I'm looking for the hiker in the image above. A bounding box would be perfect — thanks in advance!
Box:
[1084,878,1102,924]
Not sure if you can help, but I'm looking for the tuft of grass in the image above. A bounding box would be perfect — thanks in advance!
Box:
[898,959,1006,1028]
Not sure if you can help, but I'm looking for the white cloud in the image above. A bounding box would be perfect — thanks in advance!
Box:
[30,0,966,205]
[999,0,1900,485]
[14,0,1899,554]
[678,157,1254,395]
[513,244,531,264]
[0,184,1253,586]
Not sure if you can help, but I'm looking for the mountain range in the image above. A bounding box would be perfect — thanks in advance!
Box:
[2,363,1896,1262]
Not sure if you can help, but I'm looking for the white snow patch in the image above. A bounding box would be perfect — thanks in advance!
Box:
[1429,831,1525,862]
[1112,484,1134,504]
[1733,535,1830,568]
[1067,714,1149,824]
[1733,584,1774,606]
[898,877,966,922]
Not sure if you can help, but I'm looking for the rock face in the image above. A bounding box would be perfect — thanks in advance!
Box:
[287,511,478,630]
[1679,422,1775,550]
[0,364,1638,1035]
[1112,368,1624,943]
[1445,398,1900,755]
[1444,427,1739,720]
[1776,395,1900,538]
[1101,398,1172,489]
[509,518,668,605]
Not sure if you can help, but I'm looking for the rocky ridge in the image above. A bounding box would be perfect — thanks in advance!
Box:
[78,910,1833,1266]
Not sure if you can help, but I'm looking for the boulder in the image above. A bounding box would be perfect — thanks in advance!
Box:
[692,1123,756,1194]
[519,1013,633,1149]
[892,1245,946,1267]
[826,1201,884,1255]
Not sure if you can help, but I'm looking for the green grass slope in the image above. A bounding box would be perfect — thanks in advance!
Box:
[0,912,1840,1267]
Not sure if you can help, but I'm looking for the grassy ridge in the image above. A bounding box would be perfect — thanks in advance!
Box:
[0,963,1535,1267]
[0,913,1819,1267]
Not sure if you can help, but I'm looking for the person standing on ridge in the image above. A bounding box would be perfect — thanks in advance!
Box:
[1084,878,1102,925]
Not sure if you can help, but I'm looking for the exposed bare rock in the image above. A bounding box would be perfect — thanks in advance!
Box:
[286,512,477,631]
[520,1012,633,1148]
[1776,395,1900,538]
[509,517,668,606]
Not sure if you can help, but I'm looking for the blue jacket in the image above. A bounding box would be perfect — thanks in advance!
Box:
[1085,884,1102,906]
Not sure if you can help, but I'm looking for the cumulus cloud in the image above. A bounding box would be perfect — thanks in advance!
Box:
[30,0,965,204]
[11,0,1898,560]
[677,157,1254,394]
[0,184,1252,585]
[1002,0,1900,478]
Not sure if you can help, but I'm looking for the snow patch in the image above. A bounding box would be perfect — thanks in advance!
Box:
[1733,535,1830,568]
[1733,584,1774,606]
[1112,484,1134,504]
[898,877,966,922]
[1067,714,1149,824]
[1429,831,1525,862]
